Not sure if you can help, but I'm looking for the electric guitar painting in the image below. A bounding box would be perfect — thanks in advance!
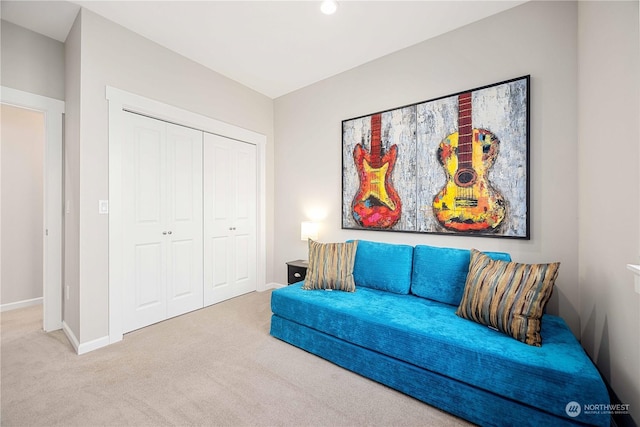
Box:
[352,113,402,228]
[432,93,506,232]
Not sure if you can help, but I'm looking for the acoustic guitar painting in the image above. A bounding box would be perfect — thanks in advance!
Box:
[432,93,506,232]
[352,113,402,228]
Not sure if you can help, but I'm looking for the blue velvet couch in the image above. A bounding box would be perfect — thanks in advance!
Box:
[270,240,609,426]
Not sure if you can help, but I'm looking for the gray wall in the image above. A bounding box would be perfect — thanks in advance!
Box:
[1,104,44,306]
[274,1,639,420]
[63,11,81,336]
[275,0,580,327]
[1,20,65,101]
[578,1,640,421]
[64,8,275,343]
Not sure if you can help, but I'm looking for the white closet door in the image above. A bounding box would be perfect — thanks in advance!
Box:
[165,124,204,318]
[204,133,257,306]
[122,113,203,333]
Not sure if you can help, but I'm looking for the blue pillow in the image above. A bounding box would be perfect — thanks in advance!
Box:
[351,240,414,294]
[411,245,511,305]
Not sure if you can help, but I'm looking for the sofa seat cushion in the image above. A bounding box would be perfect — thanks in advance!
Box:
[271,284,608,425]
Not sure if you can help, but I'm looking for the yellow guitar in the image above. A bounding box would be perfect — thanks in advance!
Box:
[432,93,506,232]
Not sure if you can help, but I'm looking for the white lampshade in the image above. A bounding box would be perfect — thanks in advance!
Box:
[301,221,319,241]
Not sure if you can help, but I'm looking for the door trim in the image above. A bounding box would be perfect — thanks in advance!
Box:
[106,86,267,344]
[1,86,64,332]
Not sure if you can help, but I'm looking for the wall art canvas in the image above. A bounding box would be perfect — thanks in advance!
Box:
[342,75,530,239]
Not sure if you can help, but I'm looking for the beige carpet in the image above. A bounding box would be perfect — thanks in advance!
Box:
[1,290,472,427]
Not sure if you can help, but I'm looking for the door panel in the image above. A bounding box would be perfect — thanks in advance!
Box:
[211,236,229,287]
[233,142,257,296]
[123,116,167,332]
[213,145,231,221]
[169,127,198,222]
[165,124,203,318]
[134,243,164,309]
[204,133,257,306]
[204,135,230,305]
[123,112,203,332]
[126,241,165,331]
[167,238,199,317]
[235,150,251,219]
[134,128,163,224]
[169,240,193,296]
[235,235,250,281]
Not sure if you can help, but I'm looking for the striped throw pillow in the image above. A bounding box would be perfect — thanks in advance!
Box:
[302,240,358,292]
[456,249,560,346]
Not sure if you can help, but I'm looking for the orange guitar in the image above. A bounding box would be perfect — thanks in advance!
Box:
[432,93,506,232]
[352,113,402,228]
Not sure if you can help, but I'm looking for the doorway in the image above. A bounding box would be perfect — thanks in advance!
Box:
[1,104,44,310]
[0,86,64,332]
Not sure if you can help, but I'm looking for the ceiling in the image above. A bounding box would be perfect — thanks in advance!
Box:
[1,0,527,98]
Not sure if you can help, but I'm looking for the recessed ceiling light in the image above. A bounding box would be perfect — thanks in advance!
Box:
[320,0,338,15]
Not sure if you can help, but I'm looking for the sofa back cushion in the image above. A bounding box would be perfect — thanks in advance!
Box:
[411,245,511,305]
[351,240,414,294]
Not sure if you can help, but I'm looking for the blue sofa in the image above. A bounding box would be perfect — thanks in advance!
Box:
[270,240,610,426]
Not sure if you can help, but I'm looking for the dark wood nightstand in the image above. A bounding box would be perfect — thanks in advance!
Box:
[286,259,308,284]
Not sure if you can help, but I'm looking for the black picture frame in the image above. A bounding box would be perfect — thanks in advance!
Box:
[341,75,530,239]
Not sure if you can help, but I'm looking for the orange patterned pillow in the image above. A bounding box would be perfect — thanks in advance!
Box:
[302,240,358,292]
[456,249,559,346]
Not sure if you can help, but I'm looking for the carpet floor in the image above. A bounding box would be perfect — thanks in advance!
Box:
[1,289,472,427]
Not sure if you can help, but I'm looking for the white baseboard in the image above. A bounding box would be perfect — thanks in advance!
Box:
[259,282,286,291]
[1,297,43,312]
[62,321,80,353]
[62,321,111,355]
[77,335,110,355]
[62,321,110,355]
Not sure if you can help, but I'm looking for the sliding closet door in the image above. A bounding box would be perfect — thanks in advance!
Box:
[121,112,203,333]
[203,133,257,306]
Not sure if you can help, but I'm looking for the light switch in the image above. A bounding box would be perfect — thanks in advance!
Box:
[99,200,109,214]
